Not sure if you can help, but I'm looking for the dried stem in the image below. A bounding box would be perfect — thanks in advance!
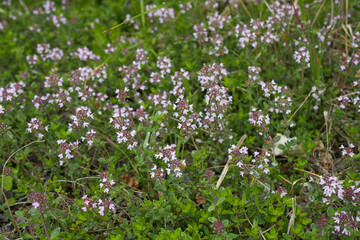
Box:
[40,209,50,240]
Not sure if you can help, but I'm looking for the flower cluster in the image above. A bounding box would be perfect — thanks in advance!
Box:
[259,80,292,114]
[29,23,41,32]
[53,89,72,108]
[134,48,149,67]
[197,64,232,141]
[26,55,38,65]
[207,12,230,32]
[179,2,192,14]
[124,14,140,30]
[44,73,63,88]
[32,94,48,110]
[213,221,225,236]
[28,192,48,212]
[70,46,100,61]
[99,172,115,194]
[0,81,26,113]
[311,86,325,110]
[49,13,67,28]
[133,106,149,123]
[0,122,8,133]
[148,91,171,115]
[247,66,261,85]
[192,11,231,57]
[203,170,214,182]
[81,129,96,147]
[0,21,6,31]
[170,69,189,98]
[150,165,165,180]
[208,33,228,56]
[337,95,351,109]
[156,56,172,76]
[104,43,117,54]
[81,172,116,216]
[339,51,360,70]
[339,144,356,158]
[332,211,358,236]
[68,106,94,132]
[198,63,228,90]
[146,4,175,24]
[118,64,143,91]
[235,1,298,49]
[316,214,328,229]
[277,186,287,198]
[228,145,248,169]
[26,118,49,139]
[249,151,271,175]
[56,139,77,166]
[205,0,226,10]
[81,196,115,216]
[193,24,208,43]
[319,175,344,203]
[32,1,56,15]
[152,144,185,178]
[203,84,232,139]
[204,85,232,120]
[173,99,202,136]
[229,145,271,176]
[36,43,63,61]
[115,88,128,104]
[97,199,116,216]
[258,80,278,97]
[149,72,162,84]
[343,186,360,203]
[69,67,91,85]
[249,108,270,136]
[110,107,138,150]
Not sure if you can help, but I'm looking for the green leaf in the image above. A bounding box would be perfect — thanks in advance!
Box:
[226,233,239,239]
[301,217,312,225]
[15,210,24,217]
[265,227,278,239]
[3,175,13,191]
[20,232,33,239]
[217,197,225,205]
[208,204,215,212]
[208,217,217,223]
[50,227,60,240]
[292,224,303,234]
[77,212,87,221]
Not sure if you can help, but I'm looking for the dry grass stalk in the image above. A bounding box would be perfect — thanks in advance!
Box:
[215,134,247,189]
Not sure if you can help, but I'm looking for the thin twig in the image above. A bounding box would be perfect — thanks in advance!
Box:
[1,140,44,192]
[345,0,349,55]
[287,90,313,124]
[216,134,246,189]
[290,0,304,28]
[45,179,86,189]
[311,0,327,28]
[40,210,50,240]
[294,167,321,178]
[239,0,252,19]
[1,189,20,234]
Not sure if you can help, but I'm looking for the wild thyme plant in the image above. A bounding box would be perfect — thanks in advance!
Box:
[0,0,359,239]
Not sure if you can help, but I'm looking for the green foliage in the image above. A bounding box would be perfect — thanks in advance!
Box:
[0,0,359,239]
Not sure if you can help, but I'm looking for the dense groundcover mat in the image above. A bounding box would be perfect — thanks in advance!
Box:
[0,0,360,239]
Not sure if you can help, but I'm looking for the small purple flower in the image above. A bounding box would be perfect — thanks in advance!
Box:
[213,221,225,236]
[278,186,287,198]
[29,192,48,212]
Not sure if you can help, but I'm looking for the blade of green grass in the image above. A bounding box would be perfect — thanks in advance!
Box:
[104,0,183,33]
[140,0,145,29]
